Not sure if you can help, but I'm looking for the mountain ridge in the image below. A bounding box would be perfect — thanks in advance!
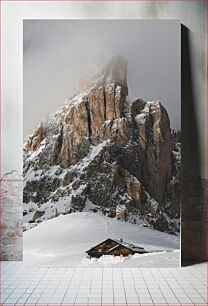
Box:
[23,55,181,234]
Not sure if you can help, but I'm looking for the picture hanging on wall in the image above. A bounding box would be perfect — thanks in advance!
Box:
[23,19,181,267]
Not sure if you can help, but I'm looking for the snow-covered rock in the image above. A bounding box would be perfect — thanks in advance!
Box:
[23,55,181,234]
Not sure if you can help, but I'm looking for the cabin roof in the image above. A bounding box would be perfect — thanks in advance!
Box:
[86,238,146,254]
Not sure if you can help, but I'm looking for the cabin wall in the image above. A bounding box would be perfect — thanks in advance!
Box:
[87,240,135,258]
[109,246,132,257]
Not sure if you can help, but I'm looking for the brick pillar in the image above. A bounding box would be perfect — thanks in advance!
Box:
[0,179,23,261]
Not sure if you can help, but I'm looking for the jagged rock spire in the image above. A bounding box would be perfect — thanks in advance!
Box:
[23,55,181,234]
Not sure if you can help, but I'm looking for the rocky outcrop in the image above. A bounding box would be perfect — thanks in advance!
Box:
[23,55,181,234]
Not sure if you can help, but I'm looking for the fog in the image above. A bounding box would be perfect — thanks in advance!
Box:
[23,20,180,138]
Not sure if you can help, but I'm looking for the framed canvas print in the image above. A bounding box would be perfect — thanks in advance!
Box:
[23,19,181,267]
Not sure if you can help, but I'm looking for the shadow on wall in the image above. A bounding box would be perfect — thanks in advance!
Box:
[181,25,208,265]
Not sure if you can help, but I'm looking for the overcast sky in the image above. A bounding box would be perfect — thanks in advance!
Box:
[23,20,180,138]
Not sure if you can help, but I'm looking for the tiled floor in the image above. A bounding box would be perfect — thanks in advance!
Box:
[0,262,207,305]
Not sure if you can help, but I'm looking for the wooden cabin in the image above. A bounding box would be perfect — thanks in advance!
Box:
[86,238,148,258]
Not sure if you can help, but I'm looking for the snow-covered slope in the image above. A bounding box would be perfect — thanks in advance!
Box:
[23,212,180,267]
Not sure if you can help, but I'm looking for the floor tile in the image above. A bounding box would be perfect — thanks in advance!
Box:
[0,262,207,306]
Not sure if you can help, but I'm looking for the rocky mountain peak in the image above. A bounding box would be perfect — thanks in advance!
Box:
[79,54,128,92]
[24,55,129,167]
[23,56,181,234]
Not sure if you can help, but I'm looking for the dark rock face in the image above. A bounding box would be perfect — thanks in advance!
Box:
[23,55,181,234]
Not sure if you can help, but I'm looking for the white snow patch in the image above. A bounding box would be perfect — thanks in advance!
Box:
[24,166,67,186]
[116,204,127,213]
[116,250,180,267]
[80,255,128,267]
[71,140,109,172]
[80,250,180,268]
[135,113,147,125]
[26,139,46,161]
[145,191,159,212]
[53,88,93,118]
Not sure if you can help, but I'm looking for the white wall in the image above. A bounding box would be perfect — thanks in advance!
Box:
[1,1,206,179]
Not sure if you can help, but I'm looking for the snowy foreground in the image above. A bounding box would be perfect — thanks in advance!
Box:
[23,212,180,267]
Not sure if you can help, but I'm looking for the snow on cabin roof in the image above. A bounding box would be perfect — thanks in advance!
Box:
[86,238,147,254]
[114,239,146,252]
